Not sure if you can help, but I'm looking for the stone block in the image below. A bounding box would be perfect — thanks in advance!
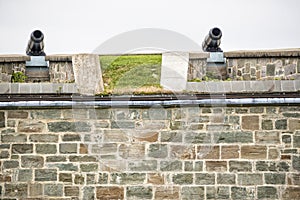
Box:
[282,187,300,200]
[231,187,255,200]
[221,145,239,159]
[255,131,280,144]
[59,173,72,183]
[18,120,45,132]
[69,155,97,162]
[128,160,157,171]
[21,156,44,168]
[181,186,204,199]
[195,173,215,185]
[74,174,85,184]
[3,160,19,169]
[4,183,28,198]
[170,145,196,160]
[119,143,145,159]
[44,184,63,197]
[217,173,236,184]
[98,173,109,184]
[241,145,267,159]
[184,161,203,171]
[65,186,79,196]
[237,173,263,185]
[12,144,33,154]
[29,183,43,197]
[265,173,286,184]
[292,156,300,171]
[1,134,27,143]
[17,169,32,182]
[160,160,182,171]
[46,156,67,162]
[0,112,5,128]
[62,134,81,141]
[206,161,227,172]
[59,143,77,154]
[111,121,135,129]
[148,144,168,158]
[242,116,259,130]
[50,163,78,171]
[257,186,278,199]
[289,119,300,131]
[103,130,130,142]
[36,144,57,154]
[206,186,230,200]
[110,173,146,185]
[216,131,253,143]
[275,119,287,129]
[262,120,273,130]
[80,163,98,172]
[184,132,210,144]
[96,186,124,200]
[282,80,296,91]
[31,109,62,119]
[197,145,219,159]
[29,134,58,142]
[48,121,91,132]
[7,110,28,119]
[172,173,193,185]
[35,169,57,181]
[155,186,179,200]
[126,186,153,199]
[229,161,252,172]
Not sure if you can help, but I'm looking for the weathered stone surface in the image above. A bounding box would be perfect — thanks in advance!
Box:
[289,119,300,131]
[255,131,280,144]
[184,132,210,144]
[0,150,9,159]
[197,145,219,159]
[195,173,215,185]
[80,163,98,172]
[31,110,61,119]
[229,161,252,172]
[18,169,32,182]
[36,144,57,154]
[12,144,33,154]
[29,134,58,142]
[96,186,124,200]
[7,110,28,119]
[275,119,287,129]
[29,183,43,197]
[181,186,204,199]
[206,186,230,199]
[4,183,28,197]
[44,184,63,197]
[1,134,27,143]
[170,145,195,160]
[74,174,85,184]
[3,160,19,169]
[147,173,165,185]
[216,132,253,143]
[173,173,193,184]
[111,121,135,129]
[242,116,259,130]
[241,145,267,159]
[292,156,300,171]
[119,144,145,159]
[18,121,45,132]
[160,160,182,171]
[49,163,78,171]
[65,186,79,196]
[221,145,239,159]
[148,144,168,158]
[69,155,97,162]
[161,131,182,142]
[48,121,91,132]
[59,143,77,154]
[231,187,255,200]
[237,173,263,185]
[257,186,278,199]
[110,173,146,185]
[128,160,157,171]
[282,187,300,200]
[62,134,81,141]
[262,119,273,130]
[184,161,203,171]
[21,156,44,168]
[265,173,286,184]
[206,161,227,172]
[103,130,130,142]
[256,161,290,172]
[127,186,153,199]
[35,169,57,181]
[0,111,5,127]
[155,186,179,200]
[217,173,236,184]
[59,173,72,183]
[46,156,67,162]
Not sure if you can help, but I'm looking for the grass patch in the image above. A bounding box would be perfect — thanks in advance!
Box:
[99,54,162,94]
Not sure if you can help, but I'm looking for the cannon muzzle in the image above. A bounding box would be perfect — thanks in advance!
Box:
[202,27,222,52]
[26,30,46,56]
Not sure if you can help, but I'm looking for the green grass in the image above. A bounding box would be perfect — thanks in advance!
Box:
[99,54,162,94]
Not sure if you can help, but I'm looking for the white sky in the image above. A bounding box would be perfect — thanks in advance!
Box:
[0,0,299,54]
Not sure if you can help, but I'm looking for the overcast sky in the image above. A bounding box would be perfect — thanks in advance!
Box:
[0,0,299,54]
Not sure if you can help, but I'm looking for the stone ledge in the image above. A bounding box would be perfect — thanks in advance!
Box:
[0,83,76,94]
[186,80,300,93]
[0,54,30,62]
[45,55,73,62]
[224,48,300,58]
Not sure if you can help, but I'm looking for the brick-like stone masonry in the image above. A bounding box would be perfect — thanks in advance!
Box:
[0,106,299,199]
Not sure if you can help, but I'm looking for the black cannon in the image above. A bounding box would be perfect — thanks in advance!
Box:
[26,30,46,56]
[202,27,222,52]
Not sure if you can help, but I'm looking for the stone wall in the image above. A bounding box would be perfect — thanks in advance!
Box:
[188,49,300,81]
[46,55,74,83]
[0,105,299,199]
[0,55,29,83]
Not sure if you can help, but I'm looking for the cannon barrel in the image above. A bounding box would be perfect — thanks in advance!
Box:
[26,30,46,56]
[202,27,222,52]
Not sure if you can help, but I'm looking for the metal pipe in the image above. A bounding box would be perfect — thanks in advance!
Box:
[0,98,299,108]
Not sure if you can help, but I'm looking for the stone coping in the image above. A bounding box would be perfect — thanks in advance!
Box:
[224,48,300,58]
[45,54,73,62]
[186,80,300,93]
[0,54,30,62]
[0,80,299,94]
[0,83,76,94]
